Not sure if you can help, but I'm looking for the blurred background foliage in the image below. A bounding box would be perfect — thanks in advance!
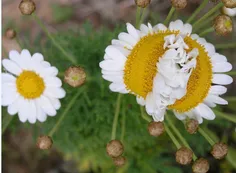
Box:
[2,0,236,173]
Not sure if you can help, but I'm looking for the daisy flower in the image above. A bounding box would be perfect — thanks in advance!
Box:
[99,20,233,124]
[2,49,66,123]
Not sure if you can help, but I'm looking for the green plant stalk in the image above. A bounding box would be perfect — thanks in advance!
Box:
[213,110,236,124]
[226,71,236,76]
[198,127,215,146]
[166,115,197,161]
[186,0,208,23]
[164,7,175,25]
[193,12,219,32]
[32,13,77,65]
[215,43,236,49]
[192,2,223,28]
[84,92,92,107]
[48,88,85,137]
[199,27,214,37]
[111,94,122,140]
[138,8,147,27]
[121,105,126,143]
[224,96,236,102]
[140,106,152,122]
[163,122,181,149]
[2,115,14,135]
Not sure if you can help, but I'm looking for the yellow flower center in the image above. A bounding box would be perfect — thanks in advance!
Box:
[16,70,45,99]
[124,30,212,112]
[124,30,176,98]
[169,37,212,112]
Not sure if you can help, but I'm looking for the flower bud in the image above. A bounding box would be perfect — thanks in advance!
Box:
[222,0,236,8]
[36,135,53,150]
[175,147,193,165]
[148,121,165,137]
[192,158,209,173]
[113,156,126,167]
[171,0,187,10]
[222,6,236,17]
[5,28,16,39]
[135,0,151,8]
[214,15,233,36]
[106,140,124,158]
[64,66,86,87]
[19,0,36,15]
[186,119,199,134]
[211,143,228,159]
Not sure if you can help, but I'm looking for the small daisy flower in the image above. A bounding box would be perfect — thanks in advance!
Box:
[2,49,66,123]
[99,20,233,124]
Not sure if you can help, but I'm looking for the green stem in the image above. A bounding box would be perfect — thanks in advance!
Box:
[186,0,208,23]
[48,88,84,137]
[111,94,122,140]
[140,106,152,122]
[83,92,92,107]
[120,105,126,143]
[213,110,236,124]
[136,7,141,28]
[32,13,77,65]
[224,96,236,102]
[163,122,181,149]
[215,43,236,49]
[193,12,219,32]
[164,7,175,25]
[199,27,214,37]
[192,2,223,28]
[226,71,236,76]
[166,115,197,161]
[198,127,215,146]
[2,115,14,135]
[139,8,147,27]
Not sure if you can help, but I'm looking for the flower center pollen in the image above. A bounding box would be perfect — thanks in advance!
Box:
[124,30,177,98]
[16,70,45,99]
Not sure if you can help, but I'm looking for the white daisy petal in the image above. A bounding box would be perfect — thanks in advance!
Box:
[140,24,149,34]
[153,24,167,32]
[9,50,26,69]
[191,34,199,40]
[109,83,128,93]
[41,61,51,67]
[169,20,184,31]
[174,111,187,120]
[35,101,47,122]
[194,103,216,120]
[18,98,29,123]
[213,62,232,73]
[27,101,37,124]
[99,60,125,71]
[2,86,19,106]
[44,87,66,99]
[2,73,16,83]
[111,39,133,49]
[102,74,123,83]
[136,97,146,106]
[206,95,228,105]
[204,43,215,56]
[32,53,44,62]
[182,24,192,35]
[7,98,19,115]
[2,59,22,75]
[45,77,62,87]
[212,74,233,85]
[126,23,140,40]
[211,53,227,63]
[204,98,217,108]
[210,85,227,95]
[49,98,61,110]
[118,32,137,46]
[105,46,127,61]
[38,96,56,116]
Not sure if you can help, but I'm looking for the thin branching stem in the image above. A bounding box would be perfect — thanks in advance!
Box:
[48,88,85,137]
[139,8,147,27]
[224,96,236,102]
[166,115,198,161]
[199,27,214,37]
[164,7,175,25]
[111,94,122,140]
[140,106,152,122]
[121,104,126,143]
[198,127,215,146]
[226,71,236,76]
[215,43,236,49]
[164,122,181,149]
[192,2,223,28]
[136,7,141,28]
[186,0,208,23]
[32,13,77,65]
[213,110,236,124]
